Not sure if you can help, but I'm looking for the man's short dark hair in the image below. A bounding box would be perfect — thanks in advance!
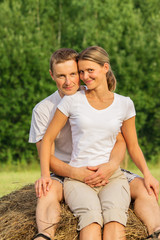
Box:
[50,48,78,73]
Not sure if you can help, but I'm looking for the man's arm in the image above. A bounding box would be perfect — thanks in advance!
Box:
[37,140,96,182]
[84,132,126,186]
[50,155,94,181]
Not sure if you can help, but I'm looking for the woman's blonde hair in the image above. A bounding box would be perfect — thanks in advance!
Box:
[78,46,116,91]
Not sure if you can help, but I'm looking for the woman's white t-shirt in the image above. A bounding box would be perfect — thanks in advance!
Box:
[58,90,136,167]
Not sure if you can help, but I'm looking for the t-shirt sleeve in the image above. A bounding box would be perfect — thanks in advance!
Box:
[28,108,49,143]
[124,97,136,121]
[57,95,73,117]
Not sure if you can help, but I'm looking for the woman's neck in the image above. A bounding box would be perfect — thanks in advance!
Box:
[86,85,113,102]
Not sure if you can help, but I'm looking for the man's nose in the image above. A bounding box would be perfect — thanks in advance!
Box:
[65,77,71,85]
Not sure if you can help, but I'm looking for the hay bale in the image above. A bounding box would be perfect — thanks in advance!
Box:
[0,184,148,240]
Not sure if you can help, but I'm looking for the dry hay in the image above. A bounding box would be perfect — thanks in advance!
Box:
[0,184,148,240]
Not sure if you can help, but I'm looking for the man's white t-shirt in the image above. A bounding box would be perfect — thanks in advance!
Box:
[58,90,136,167]
[29,90,72,163]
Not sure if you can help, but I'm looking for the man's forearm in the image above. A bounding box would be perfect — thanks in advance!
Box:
[109,132,126,169]
[50,155,94,182]
[50,155,74,177]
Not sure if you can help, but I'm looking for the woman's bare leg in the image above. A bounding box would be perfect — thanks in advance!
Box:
[80,223,101,240]
[103,222,126,240]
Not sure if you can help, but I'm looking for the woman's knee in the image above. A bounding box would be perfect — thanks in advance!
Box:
[64,179,100,209]
[99,179,130,226]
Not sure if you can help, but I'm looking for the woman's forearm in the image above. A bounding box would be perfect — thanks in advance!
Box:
[40,109,68,177]
[40,137,52,177]
[127,143,150,176]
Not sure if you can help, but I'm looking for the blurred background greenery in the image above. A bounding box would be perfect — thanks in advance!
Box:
[0,0,160,170]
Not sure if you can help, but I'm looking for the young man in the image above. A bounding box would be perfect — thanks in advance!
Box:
[29,48,160,240]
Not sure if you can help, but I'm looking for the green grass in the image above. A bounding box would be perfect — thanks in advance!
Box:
[127,161,160,182]
[0,169,40,198]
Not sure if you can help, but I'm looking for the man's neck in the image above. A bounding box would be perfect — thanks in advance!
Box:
[58,90,64,98]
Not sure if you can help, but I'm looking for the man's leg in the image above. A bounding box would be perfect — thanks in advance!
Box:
[36,180,63,240]
[130,177,160,238]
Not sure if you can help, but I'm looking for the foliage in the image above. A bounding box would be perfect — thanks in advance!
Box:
[0,0,160,163]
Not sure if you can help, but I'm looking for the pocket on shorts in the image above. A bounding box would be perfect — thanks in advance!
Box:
[121,180,131,210]
[64,178,77,203]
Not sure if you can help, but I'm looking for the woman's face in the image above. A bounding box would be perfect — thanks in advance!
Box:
[78,60,109,90]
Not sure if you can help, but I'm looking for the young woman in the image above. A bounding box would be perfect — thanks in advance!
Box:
[38,46,154,240]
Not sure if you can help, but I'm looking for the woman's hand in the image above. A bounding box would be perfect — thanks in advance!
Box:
[35,176,53,198]
[84,162,117,187]
[144,173,159,201]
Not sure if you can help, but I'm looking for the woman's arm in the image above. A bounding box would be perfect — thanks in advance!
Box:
[37,109,68,196]
[121,116,159,199]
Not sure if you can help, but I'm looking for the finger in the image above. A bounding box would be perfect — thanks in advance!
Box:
[152,186,159,201]
[47,179,52,191]
[35,181,39,198]
[85,172,99,182]
[87,183,94,188]
[105,180,109,184]
[42,179,47,196]
[94,180,107,187]
[145,183,153,196]
[87,166,99,171]
[38,181,43,198]
[102,180,108,185]
[85,176,102,185]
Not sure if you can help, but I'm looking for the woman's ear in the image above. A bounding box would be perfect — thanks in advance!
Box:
[104,63,109,73]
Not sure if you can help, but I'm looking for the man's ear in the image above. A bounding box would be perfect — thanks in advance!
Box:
[49,69,54,80]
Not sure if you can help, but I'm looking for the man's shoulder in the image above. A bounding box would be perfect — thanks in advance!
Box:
[33,90,61,113]
[63,89,84,100]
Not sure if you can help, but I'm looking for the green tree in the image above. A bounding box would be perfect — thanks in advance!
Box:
[0,0,159,163]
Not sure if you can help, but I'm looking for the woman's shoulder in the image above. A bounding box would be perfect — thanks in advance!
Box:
[114,93,135,115]
[115,93,133,103]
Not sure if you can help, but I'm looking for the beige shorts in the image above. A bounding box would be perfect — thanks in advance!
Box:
[64,168,130,231]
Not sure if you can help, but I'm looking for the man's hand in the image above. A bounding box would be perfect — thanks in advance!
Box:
[144,173,159,201]
[84,162,118,187]
[35,176,53,198]
[71,166,95,182]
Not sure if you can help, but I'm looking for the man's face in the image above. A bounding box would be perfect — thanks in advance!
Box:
[50,60,80,97]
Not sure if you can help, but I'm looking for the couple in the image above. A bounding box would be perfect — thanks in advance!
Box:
[29,47,160,240]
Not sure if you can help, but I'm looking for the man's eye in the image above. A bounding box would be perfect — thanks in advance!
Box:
[88,69,93,72]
